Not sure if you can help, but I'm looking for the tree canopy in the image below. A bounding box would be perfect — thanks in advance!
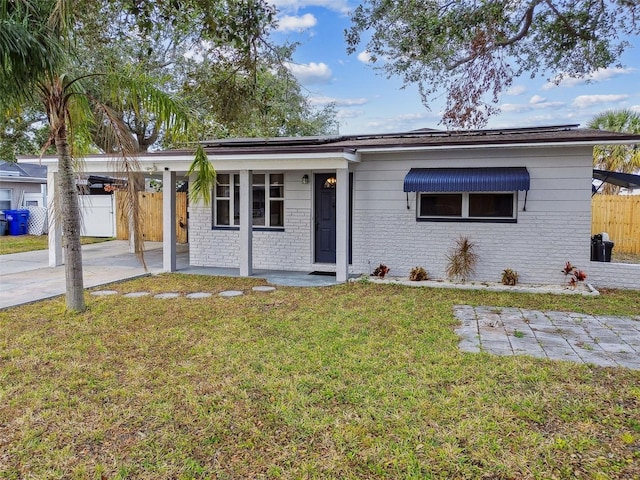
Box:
[1,0,336,160]
[346,0,640,129]
[588,109,640,194]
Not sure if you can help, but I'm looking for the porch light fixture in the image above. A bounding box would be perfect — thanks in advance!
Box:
[324,176,337,188]
[301,174,309,184]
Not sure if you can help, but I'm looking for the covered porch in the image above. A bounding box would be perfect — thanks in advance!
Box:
[42,146,359,283]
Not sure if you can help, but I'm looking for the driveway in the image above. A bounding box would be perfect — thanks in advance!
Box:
[0,240,340,310]
[0,241,187,310]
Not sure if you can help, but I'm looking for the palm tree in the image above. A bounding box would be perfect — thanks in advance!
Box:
[587,109,640,195]
[1,0,187,311]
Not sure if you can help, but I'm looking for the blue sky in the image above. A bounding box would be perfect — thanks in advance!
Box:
[270,0,640,135]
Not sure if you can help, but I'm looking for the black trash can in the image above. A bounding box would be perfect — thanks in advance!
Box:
[602,241,614,262]
[591,234,603,261]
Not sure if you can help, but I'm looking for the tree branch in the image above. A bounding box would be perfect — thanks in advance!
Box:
[446,2,539,70]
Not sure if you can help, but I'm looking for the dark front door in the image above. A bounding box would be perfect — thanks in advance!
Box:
[314,173,337,263]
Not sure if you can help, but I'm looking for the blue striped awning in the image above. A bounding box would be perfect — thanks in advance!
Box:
[403,167,530,192]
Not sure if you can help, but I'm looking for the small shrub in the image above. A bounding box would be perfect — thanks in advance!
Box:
[561,261,587,289]
[372,263,390,278]
[501,268,519,286]
[445,236,478,283]
[409,266,429,281]
[561,261,575,275]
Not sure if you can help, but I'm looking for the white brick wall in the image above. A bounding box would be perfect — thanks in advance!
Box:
[188,172,313,271]
[252,208,311,270]
[350,145,595,285]
[186,145,640,289]
[351,210,591,284]
[587,262,640,290]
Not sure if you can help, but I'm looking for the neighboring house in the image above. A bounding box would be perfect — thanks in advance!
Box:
[0,161,47,211]
[40,125,640,289]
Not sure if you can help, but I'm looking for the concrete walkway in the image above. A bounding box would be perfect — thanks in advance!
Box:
[0,240,340,310]
[455,305,640,370]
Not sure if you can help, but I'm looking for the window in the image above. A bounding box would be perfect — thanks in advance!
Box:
[213,173,284,228]
[0,189,11,211]
[214,174,239,226]
[418,192,516,221]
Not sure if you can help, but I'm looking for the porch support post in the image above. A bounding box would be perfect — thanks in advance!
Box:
[239,170,253,276]
[163,169,177,272]
[336,167,349,282]
[47,170,63,267]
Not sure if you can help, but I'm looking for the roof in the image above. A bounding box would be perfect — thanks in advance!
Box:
[0,161,47,179]
[593,169,640,190]
[180,124,640,156]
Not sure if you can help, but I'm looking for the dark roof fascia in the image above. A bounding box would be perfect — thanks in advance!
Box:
[192,127,640,156]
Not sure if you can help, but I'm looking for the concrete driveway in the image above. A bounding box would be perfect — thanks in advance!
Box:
[0,240,341,310]
[0,240,187,310]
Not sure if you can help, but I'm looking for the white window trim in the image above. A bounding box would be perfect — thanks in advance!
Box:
[0,188,12,211]
[417,191,517,222]
[213,172,285,229]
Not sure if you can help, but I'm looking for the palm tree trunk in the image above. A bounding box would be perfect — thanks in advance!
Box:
[55,123,86,311]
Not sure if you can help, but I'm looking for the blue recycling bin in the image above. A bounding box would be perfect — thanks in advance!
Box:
[4,209,30,235]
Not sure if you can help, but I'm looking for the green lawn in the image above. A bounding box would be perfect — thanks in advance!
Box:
[1,275,639,479]
[0,234,113,255]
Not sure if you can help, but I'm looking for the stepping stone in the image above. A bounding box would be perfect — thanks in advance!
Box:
[154,292,180,299]
[186,292,212,299]
[91,290,118,296]
[123,291,151,298]
[252,286,276,292]
[219,290,243,298]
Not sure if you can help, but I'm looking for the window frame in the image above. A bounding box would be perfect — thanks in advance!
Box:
[212,172,285,230]
[417,191,518,223]
[0,188,12,211]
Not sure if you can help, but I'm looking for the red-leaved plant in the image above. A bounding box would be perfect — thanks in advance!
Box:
[562,262,587,289]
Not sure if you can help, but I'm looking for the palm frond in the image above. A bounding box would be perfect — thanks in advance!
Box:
[103,67,190,145]
[187,144,216,206]
[0,0,66,108]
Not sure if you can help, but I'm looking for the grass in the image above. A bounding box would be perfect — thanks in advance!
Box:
[0,234,113,255]
[612,251,640,264]
[1,275,639,479]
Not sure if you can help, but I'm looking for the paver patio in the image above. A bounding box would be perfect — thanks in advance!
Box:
[455,305,640,370]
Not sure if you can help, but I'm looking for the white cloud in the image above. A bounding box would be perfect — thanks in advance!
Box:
[572,94,629,109]
[630,105,640,114]
[501,99,565,113]
[357,51,372,63]
[271,0,350,15]
[542,67,635,90]
[500,103,533,113]
[284,62,332,84]
[361,112,438,133]
[336,109,363,120]
[506,85,527,96]
[309,96,368,106]
[277,13,317,32]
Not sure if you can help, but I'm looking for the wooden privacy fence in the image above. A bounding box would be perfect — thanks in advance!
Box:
[592,195,640,254]
[115,191,188,244]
